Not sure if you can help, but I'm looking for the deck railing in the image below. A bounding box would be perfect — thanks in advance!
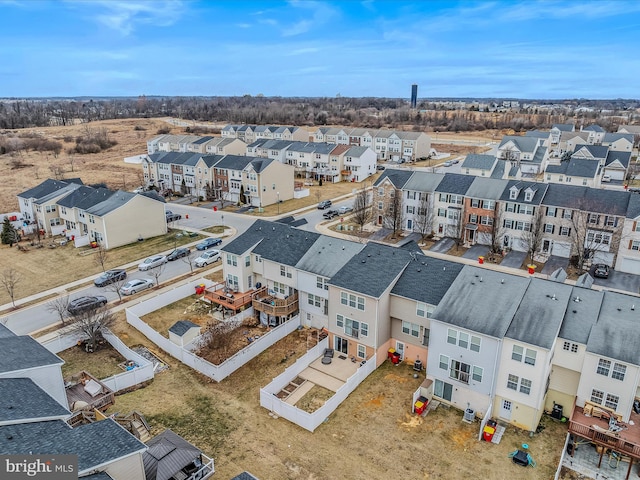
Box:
[252,292,299,316]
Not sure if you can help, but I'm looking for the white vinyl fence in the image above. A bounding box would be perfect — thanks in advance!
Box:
[38,327,154,393]
[126,279,301,382]
[260,339,377,432]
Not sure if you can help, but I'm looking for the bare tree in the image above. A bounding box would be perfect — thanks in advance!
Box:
[93,244,109,272]
[105,277,128,303]
[68,306,115,351]
[352,186,371,232]
[382,187,404,237]
[568,204,622,272]
[182,251,196,274]
[519,207,546,264]
[68,154,76,173]
[447,209,463,249]
[49,164,64,180]
[46,295,71,327]
[413,192,434,242]
[1,269,21,308]
[197,319,238,361]
[149,262,166,287]
[490,204,506,254]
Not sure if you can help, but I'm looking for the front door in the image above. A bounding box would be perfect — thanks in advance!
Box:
[542,239,551,254]
[407,219,413,230]
[468,228,475,243]
[395,341,405,360]
[503,235,510,248]
[500,399,512,420]
[334,336,348,355]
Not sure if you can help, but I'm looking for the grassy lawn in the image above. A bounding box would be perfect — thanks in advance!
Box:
[59,343,126,380]
[141,297,210,338]
[295,384,334,413]
[0,229,202,307]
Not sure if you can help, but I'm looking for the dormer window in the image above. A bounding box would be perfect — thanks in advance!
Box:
[509,187,519,200]
[524,188,535,202]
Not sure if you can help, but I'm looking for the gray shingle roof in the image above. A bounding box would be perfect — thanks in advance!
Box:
[56,185,97,208]
[557,287,603,344]
[34,183,82,205]
[231,473,260,480]
[295,236,364,278]
[552,124,575,132]
[572,144,609,160]
[432,267,529,338]
[498,180,547,205]
[498,135,540,153]
[75,188,116,210]
[391,255,464,305]
[17,178,83,200]
[168,321,200,337]
[583,125,605,132]
[545,159,599,178]
[330,243,410,298]
[461,154,497,171]
[587,290,640,364]
[605,150,631,168]
[626,193,640,219]
[0,336,63,374]
[506,278,572,349]
[542,183,630,215]
[200,154,224,168]
[525,130,551,139]
[0,324,16,338]
[214,154,255,171]
[604,132,634,144]
[466,177,509,200]
[402,171,444,192]
[0,378,70,424]
[434,173,475,195]
[143,429,202,480]
[490,160,506,179]
[249,158,275,173]
[345,146,369,157]
[0,419,146,473]
[85,190,136,217]
[373,169,413,189]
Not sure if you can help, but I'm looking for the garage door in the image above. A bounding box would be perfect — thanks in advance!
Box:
[605,169,624,181]
[552,241,572,258]
[620,256,640,275]
[592,251,613,266]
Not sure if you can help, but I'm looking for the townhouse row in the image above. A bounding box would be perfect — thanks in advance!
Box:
[375,169,640,274]
[220,219,640,437]
[16,179,167,249]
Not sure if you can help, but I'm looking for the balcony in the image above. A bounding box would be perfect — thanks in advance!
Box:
[203,283,265,313]
[252,291,299,317]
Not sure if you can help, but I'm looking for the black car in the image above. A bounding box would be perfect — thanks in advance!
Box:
[322,210,339,219]
[593,264,610,279]
[67,295,108,315]
[167,247,190,261]
[317,200,332,209]
[196,237,222,250]
[93,269,127,287]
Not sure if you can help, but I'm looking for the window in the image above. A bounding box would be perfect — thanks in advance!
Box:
[505,203,516,213]
[563,341,578,353]
[402,321,419,338]
[471,199,480,208]
[340,292,348,306]
[631,240,640,251]
[604,216,617,227]
[544,224,555,234]
[360,323,368,337]
[447,329,457,345]
[450,360,470,384]
[307,294,321,308]
[525,349,536,366]
[437,208,447,217]
[512,345,523,362]
[439,355,448,370]
[472,366,483,382]
[612,363,626,381]
[470,336,481,352]
[518,204,534,215]
[245,256,251,267]
[507,374,518,390]
[563,209,573,219]
[336,314,344,328]
[547,207,557,217]
[560,226,571,236]
[480,216,493,226]
[378,202,383,211]
[458,332,469,349]
[605,394,619,411]
[357,344,366,359]
[469,214,478,224]
[597,359,611,376]
[483,200,495,210]
[588,214,599,224]
[280,266,292,278]
[520,378,532,395]
[416,302,426,317]
[378,188,384,196]
[272,281,286,294]
[227,254,238,266]
[357,296,365,311]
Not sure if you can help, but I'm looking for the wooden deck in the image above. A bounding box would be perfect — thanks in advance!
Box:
[64,371,115,417]
[569,405,640,460]
[252,291,299,317]
[203,283,265,312]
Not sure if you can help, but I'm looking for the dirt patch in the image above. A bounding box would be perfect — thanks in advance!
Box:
[296,384,334,413]
[59,343,126,379]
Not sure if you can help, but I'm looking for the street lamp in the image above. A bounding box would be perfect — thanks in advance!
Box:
[221,214,224,231]
[277,191,280,215]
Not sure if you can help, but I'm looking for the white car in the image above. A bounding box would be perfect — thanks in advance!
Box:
[338,205,353,214]
[119,278,154,295]
[195,250,221,267]
[138,255,168,271]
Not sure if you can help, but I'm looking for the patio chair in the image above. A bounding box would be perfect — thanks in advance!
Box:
[323,348,334,358]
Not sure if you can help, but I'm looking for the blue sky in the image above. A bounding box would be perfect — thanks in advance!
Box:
[1,0,639,99]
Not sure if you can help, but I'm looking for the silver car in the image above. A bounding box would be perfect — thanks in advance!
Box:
[195,250,221,267]
[138,255,168,271]
[119,278,154,295]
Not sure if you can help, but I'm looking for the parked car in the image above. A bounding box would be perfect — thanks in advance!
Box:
[93,269,127,287]
[138,254,168,271]
[119,278,154,296]
[629,188,640,193]
[317,200,332,209]
[376,165,386,171]
[67,295,107,315]
[165,210,182,222]
[602,175,611,183]
[195,250,221,267]
[196,237,222,250]
[593,264,610,279]
[338,205,353,214]
[322,209,339,219]
[167,247,190,261]
[443,161,453,167]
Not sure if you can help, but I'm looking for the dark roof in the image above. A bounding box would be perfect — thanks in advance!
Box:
[296,236,364,278]
[558,287,603,344]
[17,179,82,200]
[330,243,410,298]
[545,159,599,178]
[552,124,575,132]
[75,188,116,210]
[461,154,496,170]
[223,220,319,267]
[605,150,631,168]
[57,185,99,208]
[231,473,260,480]
[584,124,605,132]
[498,180,547,205]
[541,183,630,215]
[490,160,506,179]
[0,378,70,424]
[0,324,16,338]
[572,144,609,160]
[525,130,551,139]
[34,183,82,205]
[143,429,202,480]
[604,132,634,144]
[434,173,475,195]
[391,255,464,305]
[249,158,275,173]
[0,336,63,374]
[587,291,640,364]
[85,191,137,217]
[141,191,167,203]
[432,267,529,339]
[192,136,213,144]
[215,154,255,171]
[0,419,146,473]
[200,154,224,168]
[626,194,640,219]
[82,473,114,480]
[506,278,572,349]
[373,168,413,189]
[168,321,200,337]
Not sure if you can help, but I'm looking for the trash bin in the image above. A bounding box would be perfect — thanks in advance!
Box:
[478,256,484,264]
[387,348,396,360]
[527,264,536,274]
[195,284,205,295]
[391,352,401,364]
[483,424,496,442]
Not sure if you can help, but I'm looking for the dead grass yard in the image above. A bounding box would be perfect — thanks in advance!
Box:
[59,342,126,380]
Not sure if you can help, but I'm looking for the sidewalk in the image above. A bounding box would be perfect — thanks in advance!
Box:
[0,226,235,313]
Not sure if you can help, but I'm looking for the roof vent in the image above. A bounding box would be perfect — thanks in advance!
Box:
[617,307,622,311]
[501,279,504,284]
[367,254,371,257]
[362,260,366,263]
[479,277,483,282]
[552,294,557,300]
[572,310,577,314]
[632,305,636,311]
[471,281,475,285]
[342,246,345,250]
[273,227,275,231]
[417,269,421,272]
[574,296,581,302]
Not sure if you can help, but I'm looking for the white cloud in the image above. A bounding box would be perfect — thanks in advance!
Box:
[281,0,339,36]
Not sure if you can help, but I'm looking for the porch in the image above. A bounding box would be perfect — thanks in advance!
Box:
[252,291,299,317]
[203,283,265,313]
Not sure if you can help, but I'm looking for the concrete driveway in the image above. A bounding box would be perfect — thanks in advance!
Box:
[501,251,527,269]
[592,268,640,294]
[430,238,455,254]
[540,255,570,275]
[462,244,490,260]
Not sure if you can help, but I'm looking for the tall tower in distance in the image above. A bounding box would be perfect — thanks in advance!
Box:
[410,84,418,109]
